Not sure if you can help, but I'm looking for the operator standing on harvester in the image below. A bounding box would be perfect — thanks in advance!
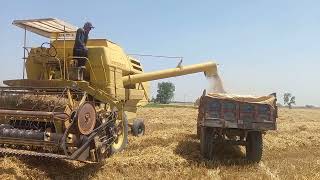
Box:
[73,22,94,67]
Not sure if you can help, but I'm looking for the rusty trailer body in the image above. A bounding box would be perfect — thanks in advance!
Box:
[197,92,278,163]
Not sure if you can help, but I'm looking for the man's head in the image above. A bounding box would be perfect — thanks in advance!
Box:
[83,22,94,32]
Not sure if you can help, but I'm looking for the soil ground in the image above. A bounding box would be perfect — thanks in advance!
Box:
[0,107,319,180]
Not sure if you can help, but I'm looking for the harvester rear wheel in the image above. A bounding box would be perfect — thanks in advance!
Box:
[111,114,128,154]
[246,131,263,163]
[131,119,145,137]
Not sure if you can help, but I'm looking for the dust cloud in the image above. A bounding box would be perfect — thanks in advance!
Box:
[207,75,226,93]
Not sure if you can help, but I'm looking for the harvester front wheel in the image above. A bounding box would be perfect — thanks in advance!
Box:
[111,114,128,154]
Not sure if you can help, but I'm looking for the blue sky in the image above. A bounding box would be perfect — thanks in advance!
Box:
[1,1,319,106]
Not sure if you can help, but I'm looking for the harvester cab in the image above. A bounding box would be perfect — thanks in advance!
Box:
[0,18,219,162]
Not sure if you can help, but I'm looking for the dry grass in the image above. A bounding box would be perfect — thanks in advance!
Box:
[0,107,320,179]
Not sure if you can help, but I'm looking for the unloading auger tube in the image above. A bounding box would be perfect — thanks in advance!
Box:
[122,61,218,85]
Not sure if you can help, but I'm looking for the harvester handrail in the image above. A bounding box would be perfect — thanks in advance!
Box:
[66,56,97,81]
[22,47,30,59]
[52,57,63,79]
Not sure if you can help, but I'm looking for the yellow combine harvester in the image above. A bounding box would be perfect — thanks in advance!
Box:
[0,18,218,162]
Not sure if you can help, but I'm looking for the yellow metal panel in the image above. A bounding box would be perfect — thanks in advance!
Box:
[122,62,217,85]
[125,89,145,100]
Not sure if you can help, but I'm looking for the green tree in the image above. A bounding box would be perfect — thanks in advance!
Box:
[283,93,296,109]
[156,82,175,104]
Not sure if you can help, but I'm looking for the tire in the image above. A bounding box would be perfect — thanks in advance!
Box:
[196,122,200,138]
[200,127,207,157]
[111,114,128,154]
[246,131,263,163]
[131,119,145,137]
[200,126,214,159]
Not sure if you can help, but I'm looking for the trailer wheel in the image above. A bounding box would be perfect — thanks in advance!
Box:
[196,122,200,138]
[246,131,263,163]
[131,119,145,137]
[200,126,214,159]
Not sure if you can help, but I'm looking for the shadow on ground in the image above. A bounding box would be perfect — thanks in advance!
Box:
[174,134,251,168]
[19,156,103,179]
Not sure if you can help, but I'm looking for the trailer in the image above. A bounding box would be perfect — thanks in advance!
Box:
[197,91,278,163]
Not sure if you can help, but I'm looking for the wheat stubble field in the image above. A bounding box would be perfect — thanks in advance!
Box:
[0,107,320,180]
